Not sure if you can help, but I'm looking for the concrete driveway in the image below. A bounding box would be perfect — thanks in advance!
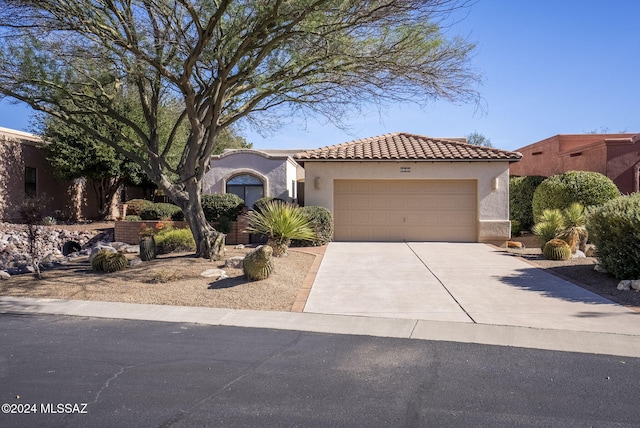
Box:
[304,242,639,335]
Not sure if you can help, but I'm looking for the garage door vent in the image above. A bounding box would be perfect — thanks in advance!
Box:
[400,166,411,173]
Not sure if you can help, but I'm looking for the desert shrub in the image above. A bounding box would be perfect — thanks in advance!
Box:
[532,209,565,249]
[587,194,640,279]
[139,202,182,220]
[509,175,545,231]
[532,171,619,221]
[155,228,196,254]
[201,193,245,223]
[125,199,154,216]
[253,196,286,213]
[292,206,334,247]
[245,200,315,256]
[125,215,142,221]
[41,216,57,226]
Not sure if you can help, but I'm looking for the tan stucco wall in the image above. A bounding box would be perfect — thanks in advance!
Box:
[303,161,512,242]
[204,151,304,203]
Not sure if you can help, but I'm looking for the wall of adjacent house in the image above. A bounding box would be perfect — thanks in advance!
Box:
[302,160,512,242]
[0,129,111,221]
[606,138,640,194]
[204,150,301,203]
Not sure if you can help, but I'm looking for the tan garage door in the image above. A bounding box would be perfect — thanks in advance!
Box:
[333,180,477,241]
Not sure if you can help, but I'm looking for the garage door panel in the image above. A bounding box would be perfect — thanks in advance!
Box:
[334,179,477,242]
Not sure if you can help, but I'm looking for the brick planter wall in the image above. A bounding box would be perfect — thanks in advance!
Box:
[114,217,250,245]
[114,221,189,244]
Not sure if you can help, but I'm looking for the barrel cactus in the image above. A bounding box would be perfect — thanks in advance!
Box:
[543,239,572,261]
[102,252,128,273]
[139,236,156,261]
[243,245,274,281]
[91,250,110,271]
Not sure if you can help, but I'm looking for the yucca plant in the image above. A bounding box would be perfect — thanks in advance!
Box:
[558,202,588,253]
[245,201,316,256]
[532,208,565,249]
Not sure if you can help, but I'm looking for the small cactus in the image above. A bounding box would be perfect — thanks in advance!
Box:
[243,245,274,281]
[139,236,156,261]
[543,239,572,261]
[102,252,128,273]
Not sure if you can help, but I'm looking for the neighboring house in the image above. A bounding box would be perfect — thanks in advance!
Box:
[295,132,522,244]
[0,126,113,221]
[510,134,640,194]
[204,149,305,209]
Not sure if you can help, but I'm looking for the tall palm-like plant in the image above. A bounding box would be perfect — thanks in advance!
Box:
[245,201,316,256]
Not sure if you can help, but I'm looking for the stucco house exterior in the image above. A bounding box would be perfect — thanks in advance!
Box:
[0,126,118,221]
[294,132,522,244]
[204,149,305,209]
[510,134,640,194]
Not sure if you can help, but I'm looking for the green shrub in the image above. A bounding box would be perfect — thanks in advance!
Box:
[292,206,334,246]
[155,228,196,254]
[201,193,245,223]
[510,219,522,237]
[139,202,182,220]
[532,209,565,249]
[509,175,545,231]
[532,171,619,221]
[125,199,154,216]
[245,201,315,256]
[125,215,142,221]
[587,194,640,279]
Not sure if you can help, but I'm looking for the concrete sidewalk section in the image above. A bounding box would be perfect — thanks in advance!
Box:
[304,242,639,336]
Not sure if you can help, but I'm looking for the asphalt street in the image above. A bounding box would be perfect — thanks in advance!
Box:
[1,313,639,427]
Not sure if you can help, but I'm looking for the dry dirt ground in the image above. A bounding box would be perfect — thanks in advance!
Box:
[1,224,639,312]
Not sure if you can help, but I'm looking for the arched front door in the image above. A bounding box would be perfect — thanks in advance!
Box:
[226,174,264,208]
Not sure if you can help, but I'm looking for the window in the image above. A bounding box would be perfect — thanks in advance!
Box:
[226,174,264,208]
[24,167,36,197]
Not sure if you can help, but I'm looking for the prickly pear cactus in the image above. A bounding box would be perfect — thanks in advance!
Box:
[102,252,128,273]
[243,245,274,281]
[91,250,110,271]
[139,236,156,261]
[543,239,571,261]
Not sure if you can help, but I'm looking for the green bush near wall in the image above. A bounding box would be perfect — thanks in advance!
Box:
[509,175,546,232]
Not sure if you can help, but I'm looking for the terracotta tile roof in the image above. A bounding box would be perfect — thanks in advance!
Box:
[294,132,522,162]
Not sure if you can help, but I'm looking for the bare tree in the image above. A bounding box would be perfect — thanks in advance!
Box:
[0,0,480,259]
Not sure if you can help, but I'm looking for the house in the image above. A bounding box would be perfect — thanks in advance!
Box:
[204,149,305,209]
[294,132,522,244]
[509,134,640,194]
[0,126,116,221]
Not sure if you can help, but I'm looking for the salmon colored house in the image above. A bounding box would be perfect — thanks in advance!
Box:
[510,134,640,194]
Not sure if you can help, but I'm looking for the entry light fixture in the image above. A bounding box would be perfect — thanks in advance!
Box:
[314,177,322,190]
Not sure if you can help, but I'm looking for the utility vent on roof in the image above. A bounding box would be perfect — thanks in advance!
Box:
[400,166,411,173]
[570,152,582,157]
[532,151,543,156]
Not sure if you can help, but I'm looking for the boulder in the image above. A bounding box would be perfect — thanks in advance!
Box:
[225,256,244,269]
[201,268,227,280]
[128,258,143,267]
[0,270,10,280]
[584,244,597,257]
[571,250,586,259]
[631,280,640,291]
[617,280,632,291]
[594,264,608,274]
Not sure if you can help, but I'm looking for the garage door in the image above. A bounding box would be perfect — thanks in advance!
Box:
[333,180,477,241]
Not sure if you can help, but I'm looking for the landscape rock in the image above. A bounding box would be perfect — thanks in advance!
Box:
[128,258,143,267]
[200,268,227,279]
[617,280,632,291]
[224,256,244,269]
[631,280,640,291]
[89,245,117,262]
[571,250,586,259]
[594,264,608,273]
[0,270,10,280]
[234,244,245,249]
[584,244,597,257]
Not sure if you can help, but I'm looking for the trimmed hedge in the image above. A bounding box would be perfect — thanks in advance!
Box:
[155,228,196,255]
[253,196,286,214]
[587,194,640,279]
[201,193,245,223]
[532,171,619,221]
[125,199,154,216]
[292,206,334,247]
[509,175,546,232]
[140,202,184,221]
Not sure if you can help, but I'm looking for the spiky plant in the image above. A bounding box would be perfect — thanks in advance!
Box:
[558,202,588,253]
[245,201,316,256]
[543,239,572,261]
[532,209,565,249]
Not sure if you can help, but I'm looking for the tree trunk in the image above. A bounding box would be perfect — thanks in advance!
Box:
[177,180,226,260]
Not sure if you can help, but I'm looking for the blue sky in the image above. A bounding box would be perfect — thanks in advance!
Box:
[1,0,638,151]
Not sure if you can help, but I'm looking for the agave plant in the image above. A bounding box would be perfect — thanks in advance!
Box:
[558,202,588,253]
[245,201,316,256]
[532,208,565,249]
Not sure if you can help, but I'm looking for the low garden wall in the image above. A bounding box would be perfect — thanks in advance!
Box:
[114,215,251,246]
